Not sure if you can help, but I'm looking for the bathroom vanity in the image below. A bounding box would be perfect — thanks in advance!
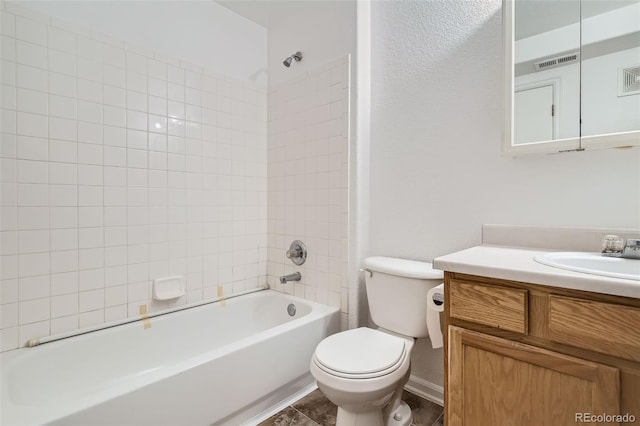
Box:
[435,244,640,426]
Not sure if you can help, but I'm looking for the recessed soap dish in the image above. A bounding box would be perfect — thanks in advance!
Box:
[152,276,185,300]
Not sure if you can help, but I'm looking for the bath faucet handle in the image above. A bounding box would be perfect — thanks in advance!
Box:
[286,240,307,265]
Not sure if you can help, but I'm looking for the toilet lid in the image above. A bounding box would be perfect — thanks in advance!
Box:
[314,328,407,376]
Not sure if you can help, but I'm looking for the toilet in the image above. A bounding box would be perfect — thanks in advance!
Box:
[310,256,443,426]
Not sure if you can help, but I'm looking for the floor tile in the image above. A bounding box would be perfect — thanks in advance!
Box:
[259,406,319,426]
[292,389,337,425]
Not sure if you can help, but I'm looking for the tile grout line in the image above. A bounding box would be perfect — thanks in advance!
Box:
[289,406,321,426]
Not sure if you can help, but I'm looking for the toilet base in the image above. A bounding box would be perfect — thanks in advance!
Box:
[335,400,412,426]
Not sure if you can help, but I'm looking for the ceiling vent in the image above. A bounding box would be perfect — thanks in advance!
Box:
[619,65,640,97]
[534,52,580,71]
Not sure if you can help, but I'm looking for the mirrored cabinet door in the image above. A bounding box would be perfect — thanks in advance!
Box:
[504,0,640,155]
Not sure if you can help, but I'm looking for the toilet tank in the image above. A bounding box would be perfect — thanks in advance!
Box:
[363,256,444,338]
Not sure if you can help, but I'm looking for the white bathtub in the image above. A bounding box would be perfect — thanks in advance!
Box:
[1,290,339,426]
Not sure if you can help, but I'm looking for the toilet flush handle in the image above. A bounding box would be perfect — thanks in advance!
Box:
[360,268,373,278]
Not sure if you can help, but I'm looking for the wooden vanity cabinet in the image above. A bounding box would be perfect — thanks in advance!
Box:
[444,272,640,426]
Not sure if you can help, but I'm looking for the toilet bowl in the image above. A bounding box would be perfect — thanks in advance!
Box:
[310,257,443,426]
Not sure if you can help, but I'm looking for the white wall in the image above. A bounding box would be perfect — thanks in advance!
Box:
[13,0,267,86]
[0,2,267,351]
[370,0,640,396]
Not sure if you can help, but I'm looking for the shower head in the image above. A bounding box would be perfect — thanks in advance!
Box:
[283,51,302,68]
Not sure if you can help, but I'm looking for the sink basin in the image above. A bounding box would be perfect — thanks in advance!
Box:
[534,252,640,281]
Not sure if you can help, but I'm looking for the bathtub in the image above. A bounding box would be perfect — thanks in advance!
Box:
[1,290,339,426]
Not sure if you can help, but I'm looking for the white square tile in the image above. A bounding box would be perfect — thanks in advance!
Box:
[102,45,125,68]
[104,166,126,186]
[167,66,184,84]
[0,231,17,255]
[147,60,166,80]
[104,86,126,108]
[126,72,147,94]
[126,129,146,149]
[18,206,49,230]
[185,71,202,90]
[167,83,185,102]
[2,35,15,62]
[1,255,19,280]
[148,114,167,134]
[77,100,102,124]
[78,309,103,328]
[77,79,102,103]
[104,207,127,227]
[49,184,77,206]
[78,143,103,165]
[185,88,201,107]
[19,297,50,324]
[50,249,78,274]
[1,326,19,351]
[103,64,126,89]
[168,101,185,120]
[105,265,126,287]
[1,302,19,328]
[49,117,76,141]
[45,139,78,163]
[17,229,48,253]
[51,293,78,318]
[126,52,146,75]
[16,40,47,68]
[50,271,78,295]
[48,26,76,54]
[186,105,202,123]
[17,135,48,161]
[127,169,147,188]
[103,127,126,149]
[104,105,126,127]
[104,226,127,247]
[18,252,49,277]
[2,108,17,135]
[78,248,104,270]
[1,60,16,86]
[79,206,103,228]
[18,320,50,345]
[77,58,102,82]
[17,183,48,206]
[77,122,102,145]
[50,314,78,334]
[126,110,147,131]
[1,278,19,304]
[126,90,147,112]
[48,161,76,184]
[48,50,76,76]
[1,12,16,38]
[49,94,76,120]
[104,146,126,167]
[1,84,16,109]
[78,164,103,186]
[50,206,77,229]
[149,133,167,152]
[104,186,127,207]
[49,72,76,97]
[79,227,103,249]
[78,185,103,206]
[1,157,17,182]
[105,285,126,307]
[76,36,101,61]
[16,88,46,115]
[17,112,47,138]
[18,159,48,183]
[149,152,167,171]
[50,228,77,251]
[127,148,147,169]
[148,78,166,98]
[148,96,167,116]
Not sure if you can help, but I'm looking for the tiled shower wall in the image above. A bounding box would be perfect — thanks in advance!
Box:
[0,3,267,351]
[267,56,350,329]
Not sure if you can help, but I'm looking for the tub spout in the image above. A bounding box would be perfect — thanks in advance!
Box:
[280,272,301,284]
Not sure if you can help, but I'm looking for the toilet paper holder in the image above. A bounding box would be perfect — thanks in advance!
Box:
[360,268,373,278]
[432,292,444,305]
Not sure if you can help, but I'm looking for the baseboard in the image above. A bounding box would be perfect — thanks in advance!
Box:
[405,375,444,407]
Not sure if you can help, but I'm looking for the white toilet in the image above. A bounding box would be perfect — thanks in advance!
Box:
[310,256,443,426]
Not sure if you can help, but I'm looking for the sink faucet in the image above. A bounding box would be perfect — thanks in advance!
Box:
[622,239,640,260]
[280,272,301,284]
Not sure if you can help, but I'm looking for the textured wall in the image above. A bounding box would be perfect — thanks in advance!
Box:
[370,0,640,394]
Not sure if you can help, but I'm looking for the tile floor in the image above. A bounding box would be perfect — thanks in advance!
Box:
[258,389,444,426]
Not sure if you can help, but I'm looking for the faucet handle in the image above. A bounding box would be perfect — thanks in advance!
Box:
[602,235,624,256]
[622,239,640,260]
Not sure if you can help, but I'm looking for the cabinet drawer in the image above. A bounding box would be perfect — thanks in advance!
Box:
[549,295,640,363]
[449,280,528,333]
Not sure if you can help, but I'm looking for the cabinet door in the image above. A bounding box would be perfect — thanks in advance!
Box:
[447,326,620,426]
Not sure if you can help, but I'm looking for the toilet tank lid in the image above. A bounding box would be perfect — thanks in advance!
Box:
[363,256,444,279]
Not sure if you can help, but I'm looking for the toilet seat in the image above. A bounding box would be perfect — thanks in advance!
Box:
[313,328,409,379]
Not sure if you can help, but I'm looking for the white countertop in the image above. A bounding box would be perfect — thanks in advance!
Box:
[433,245,640,299]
